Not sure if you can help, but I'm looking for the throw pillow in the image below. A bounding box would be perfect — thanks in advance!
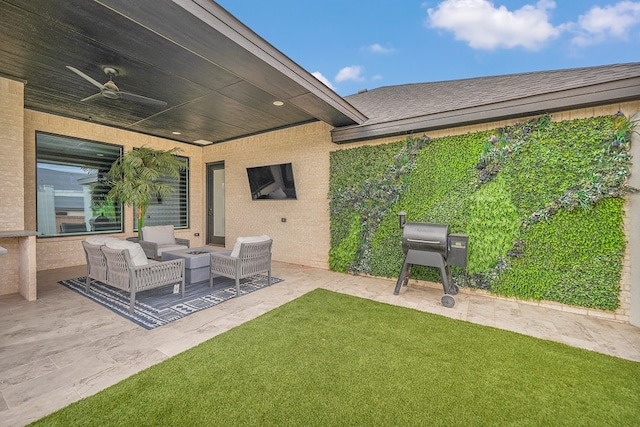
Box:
[141,225,176,245]
[84,235,117,246]
[105,239,149,266]
[230,235,271,258]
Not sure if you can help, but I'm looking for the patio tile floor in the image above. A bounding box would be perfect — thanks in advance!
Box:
[1,259,638,426]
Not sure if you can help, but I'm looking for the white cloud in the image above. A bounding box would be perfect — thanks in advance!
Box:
[427,0,560,50]
[311,71,336,90]
[335,66,365,83]
[367,43,395,54]
[570,1,640,46]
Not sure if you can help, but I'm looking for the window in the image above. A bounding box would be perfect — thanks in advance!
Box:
[36,133,123,236]
[134,156,189,230]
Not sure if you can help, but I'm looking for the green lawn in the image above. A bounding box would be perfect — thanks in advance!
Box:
[33,289,640,426]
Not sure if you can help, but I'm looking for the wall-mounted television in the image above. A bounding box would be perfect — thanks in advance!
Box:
[246,163,297,200]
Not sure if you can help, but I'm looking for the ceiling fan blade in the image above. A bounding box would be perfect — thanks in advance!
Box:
[66,66,105,90]
[119,91,167,108]
[80,93,103,102]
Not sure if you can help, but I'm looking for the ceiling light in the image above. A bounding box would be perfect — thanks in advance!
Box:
[273,101,284,106]
[172,131,181,135]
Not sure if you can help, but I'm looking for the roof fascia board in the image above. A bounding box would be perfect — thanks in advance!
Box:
[332,78,640,144]
[175,0,367,124]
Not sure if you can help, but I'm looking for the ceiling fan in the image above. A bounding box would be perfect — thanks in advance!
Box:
[66,65,167,108]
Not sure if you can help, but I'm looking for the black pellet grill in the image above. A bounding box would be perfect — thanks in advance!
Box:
[394,214,468,308]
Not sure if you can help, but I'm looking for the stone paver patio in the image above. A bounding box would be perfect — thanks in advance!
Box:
[1,259,638,426]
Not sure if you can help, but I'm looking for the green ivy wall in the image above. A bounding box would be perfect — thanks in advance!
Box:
[329,114,635,311]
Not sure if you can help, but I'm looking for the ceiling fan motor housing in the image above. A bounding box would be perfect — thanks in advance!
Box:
[102,80,120,98]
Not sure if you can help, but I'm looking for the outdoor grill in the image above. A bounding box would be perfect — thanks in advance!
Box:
[393,212,468,308]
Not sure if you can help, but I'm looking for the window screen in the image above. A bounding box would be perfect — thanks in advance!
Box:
[134,156,189,230]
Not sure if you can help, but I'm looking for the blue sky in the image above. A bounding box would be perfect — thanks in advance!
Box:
[216,0,640,96]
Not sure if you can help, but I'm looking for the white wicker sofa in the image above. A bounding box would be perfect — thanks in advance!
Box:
[82,236,185,313]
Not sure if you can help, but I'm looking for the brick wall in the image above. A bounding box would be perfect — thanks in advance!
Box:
[0,77,25,294]
[0,78,24,230]
[203,121,334,269]
[22,110,204,271]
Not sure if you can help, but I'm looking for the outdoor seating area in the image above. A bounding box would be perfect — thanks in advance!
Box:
[80,233,273,314]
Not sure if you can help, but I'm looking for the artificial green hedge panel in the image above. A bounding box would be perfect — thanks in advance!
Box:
[328,113,635,310]
[501,116,618,216]
[329,137,431,274]
[492,197,625,310]
[329,142,404,192]
[368,133,483,279]
[329,143,404,271]
[329,212,361,273]
[465,176,520,274]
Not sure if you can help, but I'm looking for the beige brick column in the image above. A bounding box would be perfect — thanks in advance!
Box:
[0,76,37,300]
[0,77,24,230]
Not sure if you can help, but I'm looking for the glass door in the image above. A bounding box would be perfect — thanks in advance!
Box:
[206,162,225,246]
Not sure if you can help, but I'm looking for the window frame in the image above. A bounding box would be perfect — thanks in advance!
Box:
[35,132,124,237]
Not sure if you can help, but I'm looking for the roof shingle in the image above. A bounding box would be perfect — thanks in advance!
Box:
[334,63,640,143]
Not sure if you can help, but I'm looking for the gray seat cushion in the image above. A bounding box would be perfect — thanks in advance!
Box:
[156,244,189,256]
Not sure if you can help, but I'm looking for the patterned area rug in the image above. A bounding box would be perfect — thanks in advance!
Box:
[59,275,283,330]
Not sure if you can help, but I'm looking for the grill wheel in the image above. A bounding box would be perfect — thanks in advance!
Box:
[441,294,455,308]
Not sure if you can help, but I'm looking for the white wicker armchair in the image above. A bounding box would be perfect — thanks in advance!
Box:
[210,236,272,297]
[101,246,185,313]
[138,225,190,259]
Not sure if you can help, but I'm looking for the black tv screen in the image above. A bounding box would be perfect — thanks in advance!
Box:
[247,163,297,200]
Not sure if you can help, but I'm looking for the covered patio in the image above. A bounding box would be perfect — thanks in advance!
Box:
[1,2,639,424]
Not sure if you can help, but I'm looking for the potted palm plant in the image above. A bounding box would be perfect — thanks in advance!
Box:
[107,146,186,238]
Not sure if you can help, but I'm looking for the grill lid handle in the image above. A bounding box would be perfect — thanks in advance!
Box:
[406,238,441,245]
